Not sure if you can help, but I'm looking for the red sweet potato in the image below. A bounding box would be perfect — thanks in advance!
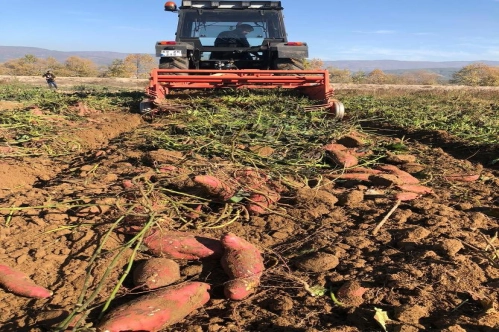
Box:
[347,148,373,158]
[377,164,420,184]
[0,264,52,299]
[194,175,236,200]
[246,190,281,215]
[324,145,359,168]
[345,167,382,175]
[220,233,264,300]
[144,229,224,260]
[330,173,371,181]
[234,169,269,190]
[133,258,181,290]
[397,184,433,194]
[223,275,262,301]
[323,143,348,151]
[444,174,480,182]
[98,282,210,332]
[121,180,134,189]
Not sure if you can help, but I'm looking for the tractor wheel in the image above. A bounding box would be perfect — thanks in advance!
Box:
[158,57,189,72]
[274,58,305,71]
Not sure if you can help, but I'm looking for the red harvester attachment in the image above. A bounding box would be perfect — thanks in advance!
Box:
[141,68,345,120]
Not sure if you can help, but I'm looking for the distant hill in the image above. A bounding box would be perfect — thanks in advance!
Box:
[1,46,498,73]
[324,60,499,81]
[323,60,499,72]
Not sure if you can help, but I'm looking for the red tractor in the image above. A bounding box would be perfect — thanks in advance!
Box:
[141,0,344,119]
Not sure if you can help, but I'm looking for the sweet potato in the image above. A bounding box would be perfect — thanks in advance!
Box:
[194,175,236,200]
[220,233,264,300]
[234,169,269,190]
[330,173,372,181]
[444,174,480,182]
[133,258,181,290]
[369,174,405,187]
[377,164,420,184]
[323,143,348,151]
[348,148,373,158]
[345,167,382,175]
[324,145,359,168]
[246,190,281,215]
[144,229,224,260]
[397,184,433,194]
[223,276,262,301]
[121,180,134,189]
[98,282,210,332]
[0,264,52,299]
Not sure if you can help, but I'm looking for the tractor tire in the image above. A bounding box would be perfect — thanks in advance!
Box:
[274,58,305,71]
[158,57,189,72]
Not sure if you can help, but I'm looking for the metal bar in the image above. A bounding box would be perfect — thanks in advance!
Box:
[147,68,334,103]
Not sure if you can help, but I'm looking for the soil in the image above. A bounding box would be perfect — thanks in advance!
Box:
[1,77,498,332]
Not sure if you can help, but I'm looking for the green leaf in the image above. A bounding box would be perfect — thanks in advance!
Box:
[229,195,245,203]
[308,285,327,297]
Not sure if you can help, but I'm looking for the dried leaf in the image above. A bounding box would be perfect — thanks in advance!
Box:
[374,307,391,332]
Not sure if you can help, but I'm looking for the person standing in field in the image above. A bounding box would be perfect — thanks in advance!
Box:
[42,70,58,89]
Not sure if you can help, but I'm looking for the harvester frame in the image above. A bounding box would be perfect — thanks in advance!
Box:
[141,0,345,119]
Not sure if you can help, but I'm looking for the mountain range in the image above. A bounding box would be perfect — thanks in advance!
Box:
[2,46,498,73]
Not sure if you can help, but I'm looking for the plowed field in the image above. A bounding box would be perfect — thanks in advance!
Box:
[1,77,498,332]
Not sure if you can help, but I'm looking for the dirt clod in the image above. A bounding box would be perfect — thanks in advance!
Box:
[295,252,340,272]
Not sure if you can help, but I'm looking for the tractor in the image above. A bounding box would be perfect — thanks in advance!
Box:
[141,0,344,119]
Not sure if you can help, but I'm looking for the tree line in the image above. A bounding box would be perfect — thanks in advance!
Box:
[1,54,499,86]
[305,59,499,86]
[0,54,156,79]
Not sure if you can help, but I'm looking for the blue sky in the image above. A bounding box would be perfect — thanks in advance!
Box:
[1,0,498,61]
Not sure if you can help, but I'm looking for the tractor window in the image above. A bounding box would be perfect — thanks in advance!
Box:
[179,10,285,46]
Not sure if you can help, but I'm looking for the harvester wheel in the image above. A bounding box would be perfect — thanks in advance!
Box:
[275,58,305,71]
[159,57,189,73]
[330,100,345,120]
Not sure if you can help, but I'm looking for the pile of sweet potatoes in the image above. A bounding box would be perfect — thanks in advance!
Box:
[97,231,265,330]
[141,229,264,300]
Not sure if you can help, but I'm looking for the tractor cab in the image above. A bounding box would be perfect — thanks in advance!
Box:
[157,1,306,70]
